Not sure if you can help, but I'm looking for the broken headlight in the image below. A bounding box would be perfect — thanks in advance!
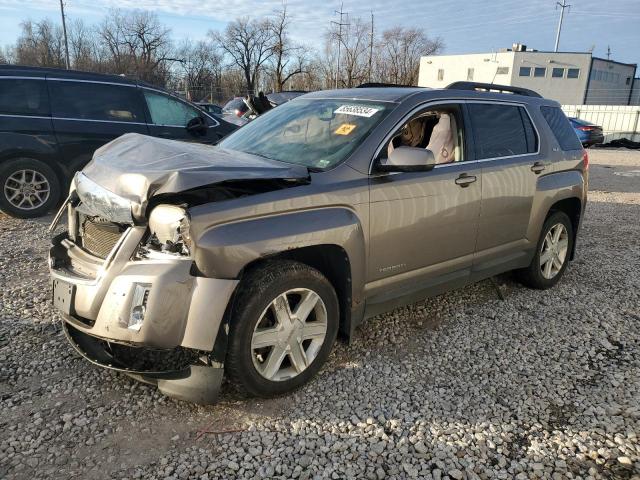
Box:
[146,205,192,255]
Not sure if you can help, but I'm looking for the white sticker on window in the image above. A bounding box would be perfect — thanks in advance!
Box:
[334,105,380,117]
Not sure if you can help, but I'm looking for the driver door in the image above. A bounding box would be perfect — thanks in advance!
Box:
[367,102,482,306]
[143,89,223,144]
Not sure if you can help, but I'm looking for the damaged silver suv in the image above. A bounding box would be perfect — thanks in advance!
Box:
[50,82,588,403]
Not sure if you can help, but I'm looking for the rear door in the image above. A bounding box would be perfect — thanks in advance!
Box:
[468,102,542,278]
[48,79,149,174]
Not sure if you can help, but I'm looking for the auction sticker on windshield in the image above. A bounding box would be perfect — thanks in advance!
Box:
[334,105,380,117]
[335,123,357,135]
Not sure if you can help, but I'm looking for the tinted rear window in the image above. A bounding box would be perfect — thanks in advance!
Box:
[468,104,538,159]
[0,79,49,116]
[49,81,145,122]
[541,106,583,151]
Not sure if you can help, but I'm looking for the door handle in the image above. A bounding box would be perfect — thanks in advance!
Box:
[531,161,547,174]
[455,174,477,187]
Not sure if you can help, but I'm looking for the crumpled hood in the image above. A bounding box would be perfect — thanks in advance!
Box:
[77,133,309,222]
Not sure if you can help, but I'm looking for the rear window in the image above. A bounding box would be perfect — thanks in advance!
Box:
[0,79,49,116]
[541,106,583,151]
[468,104,538,159]
[49,81,145,122]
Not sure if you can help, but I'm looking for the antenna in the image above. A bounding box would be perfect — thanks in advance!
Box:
[554,0,571,52]
[331,3,349,89]
[606,45,611,60]
[59,0,70,69]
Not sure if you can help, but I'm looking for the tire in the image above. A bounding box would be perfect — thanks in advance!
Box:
[225,260,339,397]
[0,158,61,218]
[517,211,574,290]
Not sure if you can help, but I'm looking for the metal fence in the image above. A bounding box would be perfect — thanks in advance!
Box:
[561,105,640,142]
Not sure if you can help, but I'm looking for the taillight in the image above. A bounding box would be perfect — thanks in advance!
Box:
[577,126,594,131]
[582,149,589,170]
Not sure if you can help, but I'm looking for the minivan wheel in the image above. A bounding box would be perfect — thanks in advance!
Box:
[0,159,61,218]
[225,260,339,397]
[517,211,574,290]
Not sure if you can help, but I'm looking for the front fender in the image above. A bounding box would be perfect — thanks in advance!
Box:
[192,207,366,299]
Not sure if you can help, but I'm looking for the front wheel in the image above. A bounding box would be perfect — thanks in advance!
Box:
[517,211,574,289]
[225,260,339,397]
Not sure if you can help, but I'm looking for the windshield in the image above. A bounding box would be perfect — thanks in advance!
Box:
[219,98,393,170]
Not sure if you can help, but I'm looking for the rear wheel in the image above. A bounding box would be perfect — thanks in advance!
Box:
[0,158,61,218]
[518,211,573,289]
[225,260,339,397]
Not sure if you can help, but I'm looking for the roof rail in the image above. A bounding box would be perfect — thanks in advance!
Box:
[357,82,418,88]
[445,81,542,98]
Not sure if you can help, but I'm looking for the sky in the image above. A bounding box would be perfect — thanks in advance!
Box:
[1,0,639,68]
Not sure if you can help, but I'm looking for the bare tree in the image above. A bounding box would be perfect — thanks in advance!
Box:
[269,6,309,91]
[377,27,443,85]
[210,17,274,93]
[14,20,66,68]
[325,18,370,88]
[175,40,223,101]
[99,9,172,84]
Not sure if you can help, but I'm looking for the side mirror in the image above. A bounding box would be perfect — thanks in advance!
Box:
[376,146,436,172]
[186,116,207,134]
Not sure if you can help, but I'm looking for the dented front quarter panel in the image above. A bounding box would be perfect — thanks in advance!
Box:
[188,164,370,306]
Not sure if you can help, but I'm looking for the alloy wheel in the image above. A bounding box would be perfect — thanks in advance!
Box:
[539,223,569,279]
[3,169,50,211]
[251,288,328,381]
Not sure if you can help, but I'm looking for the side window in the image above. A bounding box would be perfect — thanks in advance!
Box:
[540,106,582,151]
[143,90,200,126]
[49,81,145,122]
[468,104,538,159]
[0,79,49,116]
[384,104,465,165]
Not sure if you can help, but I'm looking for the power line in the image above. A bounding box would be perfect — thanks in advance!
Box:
[554,0,571,52]
[331,2,349,89]
[59,0,70,69]
[368,11,374,83]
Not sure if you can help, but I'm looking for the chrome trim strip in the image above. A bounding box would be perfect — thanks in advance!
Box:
[369,98,541,174]
[52,117,147,126]
[0,76,46,80]
[48,77,136,87]
[0,113,51,120]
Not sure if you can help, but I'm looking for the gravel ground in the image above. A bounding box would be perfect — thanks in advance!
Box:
[1,149,639,480]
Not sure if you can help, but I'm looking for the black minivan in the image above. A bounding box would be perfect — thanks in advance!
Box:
[0,65,238,218]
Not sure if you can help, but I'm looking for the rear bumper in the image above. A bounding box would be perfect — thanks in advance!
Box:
[50,230,238,352]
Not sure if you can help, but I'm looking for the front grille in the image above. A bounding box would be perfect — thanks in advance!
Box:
[81,217,124,259]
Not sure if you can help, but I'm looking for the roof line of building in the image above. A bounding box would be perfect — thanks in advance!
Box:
[591,57,638,68]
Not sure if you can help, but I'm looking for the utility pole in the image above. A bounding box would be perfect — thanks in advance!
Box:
[554,0,570,52]
[59,0,70,69]
[331,3,349,89]
[368,12,374,83]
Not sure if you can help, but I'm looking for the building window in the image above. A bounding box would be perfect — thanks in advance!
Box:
[627,77,632,85]
[496,67,509,75]
[438,69,444,81]
[467,68,474,81]
[552,67,565,78]
[534,67,546,77]
[519,66,531,77]
[567,68,580,79]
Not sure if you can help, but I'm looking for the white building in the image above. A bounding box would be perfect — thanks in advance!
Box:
[418,45,638,106]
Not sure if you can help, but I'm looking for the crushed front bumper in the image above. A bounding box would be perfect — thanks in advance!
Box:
[49,228,238,404]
